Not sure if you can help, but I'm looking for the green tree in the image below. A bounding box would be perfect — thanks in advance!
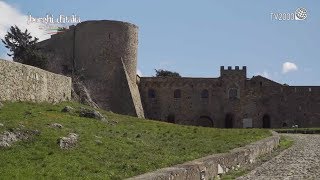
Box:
[155,69,181,77]
[1,25,47,69]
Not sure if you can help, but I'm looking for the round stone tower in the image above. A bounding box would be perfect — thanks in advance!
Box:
[73,20,142,115]
[38,20,144,117]
[74,20,138,83]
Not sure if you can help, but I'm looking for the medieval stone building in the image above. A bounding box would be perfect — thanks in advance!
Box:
[140,66,320,128]
[38,20,320,128]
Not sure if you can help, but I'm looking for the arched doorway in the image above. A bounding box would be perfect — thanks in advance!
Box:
[225,113,234,128]
[167,114,175,123]
[282,122,288,128]
[197,116,214,127]
[262,114,271,128]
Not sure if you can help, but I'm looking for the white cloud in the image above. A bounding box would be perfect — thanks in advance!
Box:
[282,62,298,74]
[137,69,142,76]
[0,1,50,42]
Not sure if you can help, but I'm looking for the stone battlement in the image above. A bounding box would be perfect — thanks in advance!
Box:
[220,66,247,71]
[220,66,247,78]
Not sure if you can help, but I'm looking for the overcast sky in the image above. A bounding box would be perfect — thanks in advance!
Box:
[0,0,319,85]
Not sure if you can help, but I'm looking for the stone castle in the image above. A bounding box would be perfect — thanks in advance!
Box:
[37,20,320,128]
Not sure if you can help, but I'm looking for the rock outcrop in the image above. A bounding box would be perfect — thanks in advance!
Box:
[0,131,18,148]
[79,108,107,121]
[58,133,78,149]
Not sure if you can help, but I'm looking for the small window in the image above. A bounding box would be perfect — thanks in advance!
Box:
[201,89,209,98]
[148,89,156,98]
[174,89,181,98]
[229,88,238,99]
[259,82,262,87]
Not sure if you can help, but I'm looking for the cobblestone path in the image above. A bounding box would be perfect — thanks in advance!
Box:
[237,134,320,180]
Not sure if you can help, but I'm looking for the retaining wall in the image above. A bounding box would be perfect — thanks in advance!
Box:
[0,59,71,103]
[128,131,280,180]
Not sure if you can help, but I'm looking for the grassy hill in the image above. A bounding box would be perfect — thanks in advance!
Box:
[0,102,271,179]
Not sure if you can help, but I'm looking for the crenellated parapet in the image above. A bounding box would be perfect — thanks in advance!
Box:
[220,66,247,78]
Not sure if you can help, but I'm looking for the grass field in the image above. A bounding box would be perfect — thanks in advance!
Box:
[0,102,271,179]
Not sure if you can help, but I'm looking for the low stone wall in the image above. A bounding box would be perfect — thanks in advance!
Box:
[128,131,280,180]
[276,129,320,134]
[0,59,71,103]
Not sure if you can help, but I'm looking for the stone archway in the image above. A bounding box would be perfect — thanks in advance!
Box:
[225,113,234,128]
[262,114,271,128]
[197,116,214,127]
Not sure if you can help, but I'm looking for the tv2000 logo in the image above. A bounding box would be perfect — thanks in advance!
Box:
[271,7,307,21]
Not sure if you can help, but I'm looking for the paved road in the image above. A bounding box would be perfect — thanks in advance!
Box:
[237,134,320,180]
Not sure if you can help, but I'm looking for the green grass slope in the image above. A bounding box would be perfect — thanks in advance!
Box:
[0,102,271,179]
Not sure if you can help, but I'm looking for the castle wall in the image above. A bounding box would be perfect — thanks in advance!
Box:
[0,59,71,103]
[139,77,224,127]
[139,67,250,128]
[38,27,75,75]
[38,20,144,118]
[257,86,320,128]
[140,66,320,129]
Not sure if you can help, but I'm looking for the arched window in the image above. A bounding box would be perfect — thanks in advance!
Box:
[201,89,209,98]
[148,89,156,98]
[228,88,238,99]
[174,89,181,98]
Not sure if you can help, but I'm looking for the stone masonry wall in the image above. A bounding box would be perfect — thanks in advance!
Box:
[0,59,71,103]
[139,77,220,126]
[139,66,320,128]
